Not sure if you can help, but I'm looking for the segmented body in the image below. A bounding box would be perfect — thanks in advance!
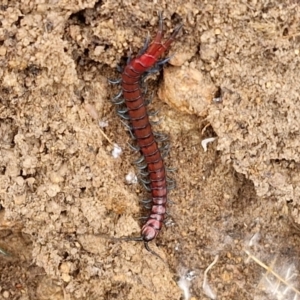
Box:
[118,15,181,248]
[109,14,181,254]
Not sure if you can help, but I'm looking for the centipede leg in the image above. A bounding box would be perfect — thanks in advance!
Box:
[117,106,128,114]
[153,131,169,142]
[128,142,140,152]
[150,118,163,126]
[166,166,177,173]
[141,181,151,191]
[128,128,136,140]
[144,66,161,75]
[148,109,160,117]
[116,108,130,120]
[167,198,176,205]
[138,169,149,177]
[144,96,154,106]
[140,198,152,204]
[112,98,125,105]
[108,78,122,84]
[143,203,152,210]
[167,179,176,190]
[116,64,123,73]
[133,155,145,165]
[157,56,172,66]
[139,177,151,185]
[112,90,122,100]
[120,120,136,140]
[135,161,148,170]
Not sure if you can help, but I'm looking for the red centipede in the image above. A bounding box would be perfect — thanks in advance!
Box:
[110,13,181,257]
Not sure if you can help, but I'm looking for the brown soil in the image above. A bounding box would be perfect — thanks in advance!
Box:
[1,1,300,299]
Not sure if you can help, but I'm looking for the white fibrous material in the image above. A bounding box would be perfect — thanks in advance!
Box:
[99,120,109,127]
[203,255,219,299]
[178,276,191,300]
[125,172,137,184]
[244,249,300,300]
[178,269,196,300]
[201,137,216,152]
[112,144,122,158]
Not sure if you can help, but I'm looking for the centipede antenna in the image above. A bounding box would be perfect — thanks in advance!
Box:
[138,33,151,56]
[172,24,183,38]
[144,242,165,263]
[158,11,164,32]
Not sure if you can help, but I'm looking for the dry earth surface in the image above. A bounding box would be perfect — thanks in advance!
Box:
[1,0,300,299]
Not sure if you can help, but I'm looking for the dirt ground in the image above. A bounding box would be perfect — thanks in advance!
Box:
[1,1,300,299]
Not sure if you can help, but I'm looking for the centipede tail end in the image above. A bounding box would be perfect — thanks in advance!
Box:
[144,241,165,263]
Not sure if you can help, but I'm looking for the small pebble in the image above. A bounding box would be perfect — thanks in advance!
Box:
[61,273,71,282]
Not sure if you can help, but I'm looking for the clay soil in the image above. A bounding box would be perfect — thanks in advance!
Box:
[1,1,300,299]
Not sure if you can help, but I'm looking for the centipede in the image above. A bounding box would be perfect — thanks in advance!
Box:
[110,12,182,257]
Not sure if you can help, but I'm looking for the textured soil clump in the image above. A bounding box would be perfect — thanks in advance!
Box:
[1,1,300,299]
